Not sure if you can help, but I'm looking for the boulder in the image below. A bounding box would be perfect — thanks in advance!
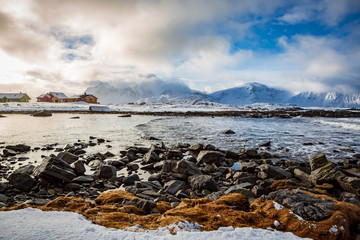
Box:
[164,180,187,195]
[5,144,31,153]
[32,111,52,117]
[57,151,79,164]
[240,161,258,173]
[166,150,183,159]
[222,129,235,134]
[72,175,94,183]
[123,174,140,186]
[197,150,225,165]
[70,160,86,175]
[309,153,360,196]
[257,164,293,179]
[310,153,328,171]
[2,149,17,157]
[188,175,218,192]
[188,143,203,151]
[33,156,77,183]
[122,198,156,214]
[95,165,117,179]
[224,185,255,200]
[8,171,36,192]
[265,189,337,221]
[127,163,139,171]
[172,159,202,176]
[143,150,159,164]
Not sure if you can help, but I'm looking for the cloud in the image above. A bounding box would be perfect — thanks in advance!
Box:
[0,0,358,98]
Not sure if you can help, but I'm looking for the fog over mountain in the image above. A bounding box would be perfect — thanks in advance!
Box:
[86,80,360,108]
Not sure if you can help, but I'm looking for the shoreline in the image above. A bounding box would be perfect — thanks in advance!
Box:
[1,109,360,118]
[1,139,360,239]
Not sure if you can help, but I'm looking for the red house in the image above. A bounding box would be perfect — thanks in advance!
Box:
[36,92,68,103]
[36,93,52,102]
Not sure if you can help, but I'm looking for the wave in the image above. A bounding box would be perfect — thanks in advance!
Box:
[317,120,360,131]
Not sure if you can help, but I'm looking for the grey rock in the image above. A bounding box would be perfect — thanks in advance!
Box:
[127,163,139,171]
[309,153,328,171]
[172,159,202,176]
[33,156,77,183]
[95,165,116,179]
[134,181,162,192]
[88,160,102,169]
[57,151,79,164]
[197,150,225,165]
[240,161,259,173]
[222,129,235,134]
[164,180,187,195]
[188,143,203,151]
[73,175,94,183]
[32,111,52,117]
[0,193,9,203]
[294,168,311,185]
[122,198,156,213]
[8,172,37,192]
[123,174,140,186]
[166,150,183,159]
[188,175,218,192]
[3,149,16,157]
[71,160,86,175]
[5,144,31,153]
[265,189,336,221]
[224,185,255,200]
[143,150,159,164]
[257,164,293,179]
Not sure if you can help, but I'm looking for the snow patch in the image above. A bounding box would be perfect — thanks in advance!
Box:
[273,201,283,211]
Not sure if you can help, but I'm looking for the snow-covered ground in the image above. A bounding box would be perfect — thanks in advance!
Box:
[0,101,301,113]
[0,208,309,240]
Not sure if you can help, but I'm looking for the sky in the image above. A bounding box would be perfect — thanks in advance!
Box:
[0,0,359,97]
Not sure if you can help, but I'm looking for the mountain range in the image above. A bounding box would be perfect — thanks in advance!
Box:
[86,81,360,108]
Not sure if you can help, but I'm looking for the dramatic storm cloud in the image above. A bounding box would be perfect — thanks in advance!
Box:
[0,0,359,97]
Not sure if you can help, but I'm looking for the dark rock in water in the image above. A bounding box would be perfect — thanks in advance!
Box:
[265,189,337,221]
[71,160,86,175]
[164,180,187,195]
[259,141,271,147]
[32,111,52,117]
[70,116,80,119]
[57,151,79,164]
[172,159,202,176]
[148,136,161,141]
[257,164,293,179]
[123,174,140,186]
[222,129,235,134]
[5,144,31,153]
[33,156,77,183]
[244,149,259,158]
[97,138,105,143]
[2,149,17,157]
[118,114,131,117]
[0,115,6,118]
[95,165,116,179]
[197,150,225,165]
[188,175,218,192]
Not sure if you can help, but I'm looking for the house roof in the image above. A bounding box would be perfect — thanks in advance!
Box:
[0,93,28,99]
[80,93,97,99]
[37,94,51,98]
[49,92,68,99]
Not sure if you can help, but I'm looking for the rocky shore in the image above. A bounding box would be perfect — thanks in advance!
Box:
[0,108,360,118]
[1,139,360,239]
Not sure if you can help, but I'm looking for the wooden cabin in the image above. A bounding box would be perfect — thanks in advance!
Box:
[37,92,69,103]
[0,93,31,102]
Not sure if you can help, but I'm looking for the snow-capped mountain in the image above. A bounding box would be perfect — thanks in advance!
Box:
[86,79,360,108]
[208,82,291,105]
[289,92,360,108]
[85,75,197,104]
